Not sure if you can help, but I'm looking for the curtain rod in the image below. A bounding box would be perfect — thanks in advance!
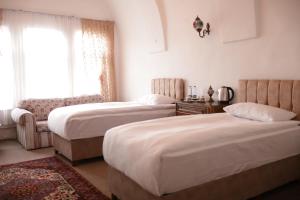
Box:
[2,8,78,19]
[1,8,113,22]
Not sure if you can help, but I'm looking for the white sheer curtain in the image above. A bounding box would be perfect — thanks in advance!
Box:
[0,21,15,126]
[0,10,106,126]
[2,10,82,99]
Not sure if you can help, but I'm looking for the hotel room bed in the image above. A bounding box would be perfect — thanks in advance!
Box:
[48,78,184,164]
[103,79,300,200]
[48,102,175,140]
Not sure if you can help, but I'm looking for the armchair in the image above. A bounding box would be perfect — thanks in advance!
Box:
[11,95,103,150]
[11,108,44,150]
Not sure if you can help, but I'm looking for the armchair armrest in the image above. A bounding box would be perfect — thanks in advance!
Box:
[11,108,37,150]
[11,108,34,126]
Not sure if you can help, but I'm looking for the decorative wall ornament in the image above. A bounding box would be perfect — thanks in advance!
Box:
[193,16,210,38]
[207,85,214,102]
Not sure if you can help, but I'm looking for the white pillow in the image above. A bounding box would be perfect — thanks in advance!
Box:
[224,102,297,122]
[137,94,176,105]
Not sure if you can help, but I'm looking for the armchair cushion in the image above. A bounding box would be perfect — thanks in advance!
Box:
[64,94,103,106]
[36,121,50,133]
[19,98,64,121]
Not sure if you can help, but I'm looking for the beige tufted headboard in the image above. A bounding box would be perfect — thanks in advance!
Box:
[238,80,300,120]
[151,78,184,101]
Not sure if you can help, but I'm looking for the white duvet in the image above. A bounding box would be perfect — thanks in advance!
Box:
[103,113,300,196]
[48,102,175,140]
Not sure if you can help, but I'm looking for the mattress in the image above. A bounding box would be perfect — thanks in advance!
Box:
[48,102,175,140]
[103,113,300,196]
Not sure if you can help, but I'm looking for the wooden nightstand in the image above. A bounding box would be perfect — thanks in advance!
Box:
[176,101,230,116]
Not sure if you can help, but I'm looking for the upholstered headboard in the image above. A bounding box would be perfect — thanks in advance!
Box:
[151,78,184,100]
[238,80,300,120]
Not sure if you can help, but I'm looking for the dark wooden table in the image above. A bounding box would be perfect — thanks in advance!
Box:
[176,101,230,115]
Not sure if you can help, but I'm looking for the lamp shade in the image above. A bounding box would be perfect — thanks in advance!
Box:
[193,16,203,31]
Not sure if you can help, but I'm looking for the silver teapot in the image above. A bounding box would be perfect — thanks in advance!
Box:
[218,86,234,103]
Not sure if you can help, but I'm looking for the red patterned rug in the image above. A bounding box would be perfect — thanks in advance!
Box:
[0,157,109,200]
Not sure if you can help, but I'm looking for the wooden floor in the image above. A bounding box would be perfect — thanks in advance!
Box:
[1,140,299,200]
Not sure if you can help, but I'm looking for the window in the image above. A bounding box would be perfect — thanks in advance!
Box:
[23,28,70,98]
[0,10,115,126]
[0,13,107,108]
[0,26,14,109]
[73,31,107,96]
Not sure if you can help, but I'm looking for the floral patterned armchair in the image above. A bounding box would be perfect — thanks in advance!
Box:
[11,95,103,150]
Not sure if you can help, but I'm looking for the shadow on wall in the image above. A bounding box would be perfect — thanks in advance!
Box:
[155,0,168,51]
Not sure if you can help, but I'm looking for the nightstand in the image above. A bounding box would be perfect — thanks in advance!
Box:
[176,101,230,116]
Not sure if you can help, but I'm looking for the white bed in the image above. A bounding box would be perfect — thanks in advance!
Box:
[105,79,300,200]
[48,102,175,140]
[103,113,300,197]
[49,78,184,164]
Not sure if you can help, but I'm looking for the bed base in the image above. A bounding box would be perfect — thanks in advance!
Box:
[53,133,103,165]
[108,154,300,200]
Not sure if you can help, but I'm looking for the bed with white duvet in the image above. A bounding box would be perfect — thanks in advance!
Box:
[48,101,175,140]
[103,111,300,196]
[47,78,185,163]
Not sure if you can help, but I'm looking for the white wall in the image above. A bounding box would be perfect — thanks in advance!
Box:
[110,0,300,101]
[0,0,113,20]
[2,0,300,101]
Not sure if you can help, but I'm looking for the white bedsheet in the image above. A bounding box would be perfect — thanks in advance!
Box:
[48,102,175,140]
[103,113,300,196]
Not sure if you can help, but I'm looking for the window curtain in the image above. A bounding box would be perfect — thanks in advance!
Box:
[0,9,116,125]
[0,10,81,126]
[0,9,14,126]
[2,10,81,100]
[81,19,116,101]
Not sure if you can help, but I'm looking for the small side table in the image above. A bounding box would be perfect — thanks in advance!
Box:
[176,101,230,116]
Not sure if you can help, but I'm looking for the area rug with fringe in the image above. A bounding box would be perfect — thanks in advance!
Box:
[0,157,109,200]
